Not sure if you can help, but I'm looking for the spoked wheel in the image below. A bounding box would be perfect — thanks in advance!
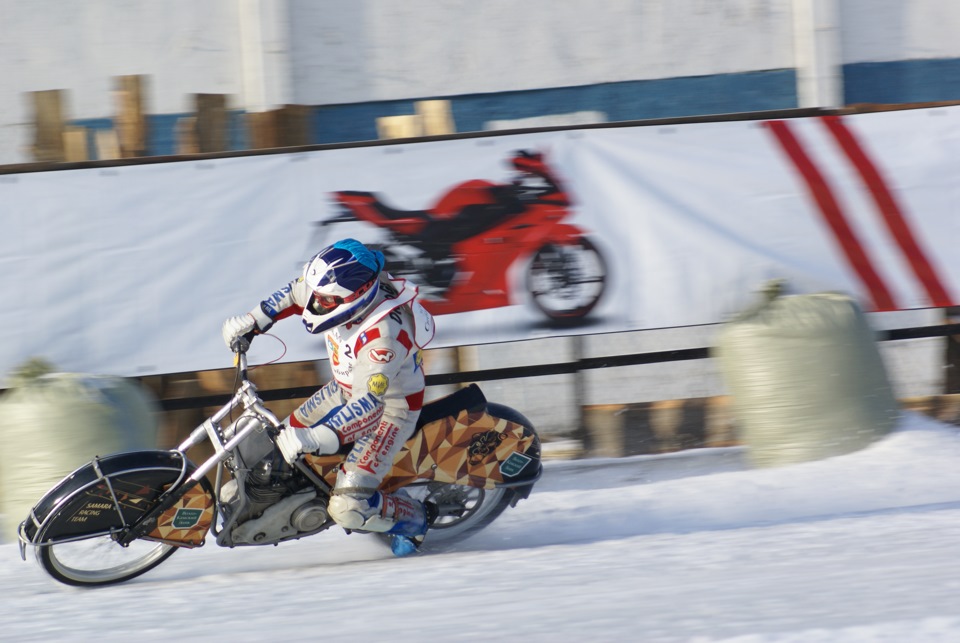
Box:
[527,237,606,323]
[38,535,177,587]
[20,451,210,587]
[377,482,516,551]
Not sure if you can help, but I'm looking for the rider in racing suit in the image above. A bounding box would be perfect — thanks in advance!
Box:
[221,239,436,556]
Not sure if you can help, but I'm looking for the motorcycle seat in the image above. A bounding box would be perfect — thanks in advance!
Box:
[337,190,433,223]
[415,383,487,429]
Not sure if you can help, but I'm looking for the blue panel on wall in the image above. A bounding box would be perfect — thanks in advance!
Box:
[451,69,798,131]
[311,69,797,144]
[313,100,419,145]
[73,112,248,159]
[72,70,797,155]
[844,58,960,105]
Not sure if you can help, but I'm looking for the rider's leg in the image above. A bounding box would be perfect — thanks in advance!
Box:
[327,420,430,537]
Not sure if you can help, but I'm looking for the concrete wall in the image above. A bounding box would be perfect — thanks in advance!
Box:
[287,0,794,103]
[841,0,960,63]
[4,1,960,164]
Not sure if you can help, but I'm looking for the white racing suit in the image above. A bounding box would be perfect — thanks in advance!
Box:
[250,273,436,536]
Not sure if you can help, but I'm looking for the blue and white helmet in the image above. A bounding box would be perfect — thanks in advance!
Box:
[300,239,385,335]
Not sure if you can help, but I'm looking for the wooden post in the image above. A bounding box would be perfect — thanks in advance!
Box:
[62,126,89,162]
[113,75,149,157]
[945,307,960,394]
[275,104,312,147]
[376,114,423,140]
[29,89,67,162]
[246,110,277,149]
[246,104,312,149]
[415,100,455,136]
[195,94,229,153]
[95,129,121,160]
[176,117,199,155]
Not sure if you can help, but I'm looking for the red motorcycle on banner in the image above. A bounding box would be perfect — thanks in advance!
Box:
[318,150,607,323]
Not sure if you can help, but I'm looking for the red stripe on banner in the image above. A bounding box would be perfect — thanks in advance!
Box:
[822,115,953,307]
[764,119,897,311]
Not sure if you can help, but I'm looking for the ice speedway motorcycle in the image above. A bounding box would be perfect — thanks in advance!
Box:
[17,337,542,587]
[324,150,607,324]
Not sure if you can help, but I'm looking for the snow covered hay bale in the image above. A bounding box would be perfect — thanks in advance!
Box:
[0,366,159,541]
[714,290,898,468]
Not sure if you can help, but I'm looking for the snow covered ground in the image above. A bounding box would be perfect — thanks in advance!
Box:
[3,411,960,642]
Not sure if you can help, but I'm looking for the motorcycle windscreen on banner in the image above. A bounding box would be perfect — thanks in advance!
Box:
[0,106,958,381]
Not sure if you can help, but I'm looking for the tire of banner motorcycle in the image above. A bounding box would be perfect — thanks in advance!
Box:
[527,237,606,324]
[38,536,178,588]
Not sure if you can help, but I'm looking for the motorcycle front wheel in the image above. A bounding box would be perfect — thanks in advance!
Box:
[38,535,177,587]
[21,450,209,587]
[527,237,607,323]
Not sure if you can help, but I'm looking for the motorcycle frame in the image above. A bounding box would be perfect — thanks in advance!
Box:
[16,351,309,557]
[19,347,543,560]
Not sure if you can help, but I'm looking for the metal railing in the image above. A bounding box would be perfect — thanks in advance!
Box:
[156,322,960,412]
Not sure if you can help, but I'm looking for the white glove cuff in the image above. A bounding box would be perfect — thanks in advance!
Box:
[249,306,274,331]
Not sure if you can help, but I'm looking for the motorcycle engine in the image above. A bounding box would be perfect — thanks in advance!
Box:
[290,498,330,532]
[217,415,335,546]
[230,488,328,545]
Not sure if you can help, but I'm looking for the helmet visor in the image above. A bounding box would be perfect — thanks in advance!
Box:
[313,278,376,311]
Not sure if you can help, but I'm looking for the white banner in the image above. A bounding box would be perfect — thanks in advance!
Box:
[1,106,958,382]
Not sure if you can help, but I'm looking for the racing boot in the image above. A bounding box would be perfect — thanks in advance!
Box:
[389,499,439,557]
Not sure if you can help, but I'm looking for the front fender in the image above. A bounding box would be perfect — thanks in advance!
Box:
[19,450,214,549]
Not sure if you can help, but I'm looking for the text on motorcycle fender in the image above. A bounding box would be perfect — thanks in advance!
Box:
[68,500,113,523]
[172,508,204,529]
[468,431,507,465]
[500,452,533,477]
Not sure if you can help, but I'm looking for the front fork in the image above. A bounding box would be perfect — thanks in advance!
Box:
[118,383,283,547]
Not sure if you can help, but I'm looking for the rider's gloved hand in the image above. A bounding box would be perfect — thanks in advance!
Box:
[221,314,256,349]
[276,423,341,464]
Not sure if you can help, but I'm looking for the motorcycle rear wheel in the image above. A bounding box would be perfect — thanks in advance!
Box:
[527,237,606,323]
[38,535,177,587]
[377,482,520,551]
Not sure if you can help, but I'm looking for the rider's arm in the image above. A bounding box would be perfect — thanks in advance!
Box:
[249,276,312,331]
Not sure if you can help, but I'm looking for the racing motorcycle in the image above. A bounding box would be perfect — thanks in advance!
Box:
[17,339,542,587]
[322,150,607,324]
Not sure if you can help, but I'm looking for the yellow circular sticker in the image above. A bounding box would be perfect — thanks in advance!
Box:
[367,373,389,397]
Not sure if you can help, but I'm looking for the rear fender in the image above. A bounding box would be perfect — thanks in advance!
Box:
[378,386,542,494]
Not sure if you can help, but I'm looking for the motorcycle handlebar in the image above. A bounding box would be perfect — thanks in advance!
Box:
[228,328,259,354]
[229,329,259,379]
